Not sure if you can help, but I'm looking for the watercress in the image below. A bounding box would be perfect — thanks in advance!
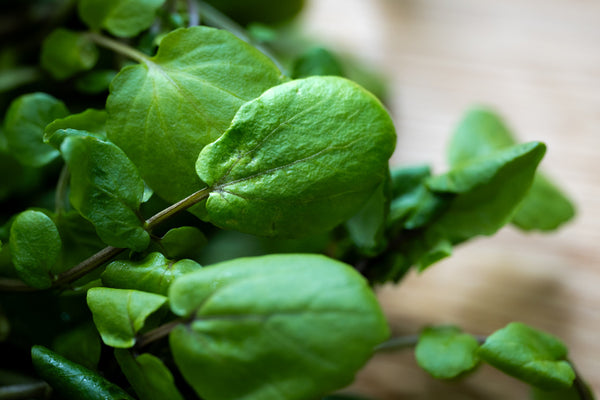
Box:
[0,1,590,399]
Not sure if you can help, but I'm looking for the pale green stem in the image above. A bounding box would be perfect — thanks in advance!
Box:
[85,32,151,64]
[0,382,51,399]
[54,165,70,215]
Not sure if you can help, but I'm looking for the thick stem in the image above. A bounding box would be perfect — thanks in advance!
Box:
[85,32,150,64]
[144,186,210,232]
[53,246,125,288]
[135,318,186,349]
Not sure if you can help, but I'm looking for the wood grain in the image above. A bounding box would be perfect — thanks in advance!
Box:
[302,1,600,398]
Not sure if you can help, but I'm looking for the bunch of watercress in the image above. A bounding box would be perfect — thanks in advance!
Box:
[0,1,590,399]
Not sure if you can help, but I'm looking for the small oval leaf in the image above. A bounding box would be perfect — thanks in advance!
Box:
[41,28,99,80]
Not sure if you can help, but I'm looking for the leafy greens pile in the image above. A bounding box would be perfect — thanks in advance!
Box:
[0,1,589,399]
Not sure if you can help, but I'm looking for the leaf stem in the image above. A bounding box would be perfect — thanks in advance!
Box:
[0,188,211,292]
[135,318,186,349]
[188,0,200,26]
[196,1,288,74]
[54,165,70,215]
[374,333,486,353]
[0,381,51,399]
[85,32,151,64]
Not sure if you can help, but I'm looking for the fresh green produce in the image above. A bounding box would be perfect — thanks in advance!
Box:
[0,1,589,399]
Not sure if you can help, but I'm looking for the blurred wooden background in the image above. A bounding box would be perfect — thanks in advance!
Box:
[302,1,600,398]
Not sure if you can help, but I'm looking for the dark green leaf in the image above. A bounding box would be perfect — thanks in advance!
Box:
[107,26,285,206]
[292,46,345,78]
[415,326,480,379]
[87,287,167,348]
[168,254,389,400]
[61,135,149,250]
[478,322,575,390]
[54,211,105,275]
[52,323,101,370]
[530,383,594,400]
[78,0,167,38]
[427,142,546,242]
[10,210,61,288]
[44,108,107,149]
[197,76,396,237]
[31,345,134,400]
[512,174,576,231]
[346,177,389,256]
[75,70,117,94]
[102,252,202,295]
[41,28,99,80]
[115,349,184,400]
[3,92,68,166]
[203,0,304,25]
[159,226,207,260]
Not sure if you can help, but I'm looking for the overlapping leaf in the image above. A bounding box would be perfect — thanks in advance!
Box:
[196,76,396,237]
[45,108,107,149]
[168,254,389,400]
[60,135,149,250]
[107,26,286,205]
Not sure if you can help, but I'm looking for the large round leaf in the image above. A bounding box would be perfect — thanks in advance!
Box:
[168,254,389,400]
[196,76,396,237]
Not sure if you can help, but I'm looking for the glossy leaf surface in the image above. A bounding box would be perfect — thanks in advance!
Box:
[169,254,389,400]
[78,0,166,37]
[428,142,545,242]
[478,322,575,390]
[115,350,184,400]
[3,92,68,166]
[107,26,285,205]
[31,345,134,400]
[61,135,149,251]
[102,252,201,295]
[197,76,396,237]
[87,287,167,348]
[10,210,61,288]
[45,108,107,149]
[41,29,98,80]
[415,326,480,379]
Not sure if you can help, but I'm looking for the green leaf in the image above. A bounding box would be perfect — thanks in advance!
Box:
[102,252,202,295]
[292,46,345,78]
[427,142,546,242]
[31,345,134,400]
[448,108,575,231]
[478,322,575,390]
[54,211,105,275]
[3,92,68,166]
[197,76,396,238]
[159,226,207,260]
[41,28,99,80]
[78,0,167,38]
[168,253,389,400]
[10,210,61,289]
[107,26,285,206]
[52,323,101,370]
[531,383,594,400]
[115,350,184,400]
[415,326,480,379]
[87,287,167,348]
[345,177,389,256]
[61,135,149,251]
[45,108,107,149]
[512,174,576,231]
[75,70,117,94]
[203,0,304,25]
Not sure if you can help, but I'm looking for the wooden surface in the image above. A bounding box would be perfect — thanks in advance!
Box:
[302,1,600,398]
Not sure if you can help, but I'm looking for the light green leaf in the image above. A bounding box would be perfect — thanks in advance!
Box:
[512,174,576,231]
[87,287,167,348]
[102,252,202,295]
[10,210,61,289]
[3,92,68,166]
[448,108,575,231]
[415,326,480,379]
[31,345,134,400]
[61,135,149,251]
[345,177,389,256]
[160,226,207,260]
[168,254,389,400]
[78,0,167,38]
[197,76,396,238]
[478,322,575,390]
[107,26,285,206]
[45,108,107,149]
[427,142,546,242]
[115,350,184,400]
[52,323,101,370]
[41,28,99,80]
